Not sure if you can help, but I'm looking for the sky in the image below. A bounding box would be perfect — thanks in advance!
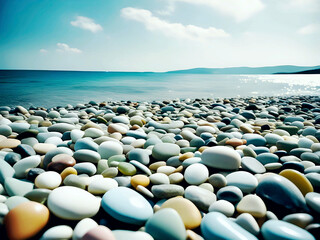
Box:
[0,0,319,72]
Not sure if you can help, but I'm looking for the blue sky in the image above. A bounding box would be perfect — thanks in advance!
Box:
[0,0,319,71]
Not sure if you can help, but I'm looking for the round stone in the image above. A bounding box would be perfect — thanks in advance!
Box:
[4,152,21,166]
[201,146,241,170]
[265,133,284,146]
[184,163,208,185]
[73,162,97,176]
[33,143,57,155]
[13,155,41,178]
[261,220,315,240]
[208,173,227,188]
[152,143,180,161]
[279,169,313,196]
[151,184,184,199]
[131,175,150,189]
[82,226,115,240]
[226,171,258,193]
[14,144,36,158]
[145,208,187,240]
[0,138,21,149]
[256,153,279,165]
[60,167,77,181]
[201,212,258,240]
[73,149,101,164]
[160,197,202,229]
[282,213,314,228]
[184,185,216,211]
[157,166,176,175]
[50,153,75,166]
[242,133,266,146]
[102,168,118,178]
[47,186,101,220]
[48,123,75,133]
[84,128,104,138]
[88,178,118,195]
[256,174,307,212]
[98,141,123,159]
[169,172,184,184]
[236,194,267,218]
[72,218,98,240]
[127,149,150,165]
[208,200,235,217]
[0,125,12,137]
[35,171,62,190]
[5,201,50,240]
[26,168,45,182]
[241,157,266,174]
[101,187,153,225]
[24,189,51,204]
[5,178,34,197]
[42,147,73,169]
[118,162,137,176]
[74,138,99,151]
[71,129,84,143]
[149,173,170,185]
[217,186,243,203]
[63,175,86,189]
[236,213,260,236]
[305,192,320,214]
[40,225,73,240]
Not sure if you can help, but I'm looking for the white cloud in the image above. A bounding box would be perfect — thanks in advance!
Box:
[121,7,229,40]
[56,43,82,53]
[175,0,264,21]
[298,24,320,35]
[40,49,48,53]
[71,16,103,33]
[157,2,175,15]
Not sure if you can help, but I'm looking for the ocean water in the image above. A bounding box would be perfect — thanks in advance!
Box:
[0,70,319,108]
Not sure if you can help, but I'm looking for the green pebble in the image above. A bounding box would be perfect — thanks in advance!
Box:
[118,162,137,176]
[180,147,197,154]
[243,147,257,158]
[102,167,118,178]
[24,189,52,204]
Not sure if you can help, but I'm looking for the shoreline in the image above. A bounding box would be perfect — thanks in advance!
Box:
[0,95,319,239]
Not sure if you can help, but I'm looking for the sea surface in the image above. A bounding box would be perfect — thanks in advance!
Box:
[0,70,319,108]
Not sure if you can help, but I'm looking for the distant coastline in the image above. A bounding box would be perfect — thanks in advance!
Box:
[1,65,320,75]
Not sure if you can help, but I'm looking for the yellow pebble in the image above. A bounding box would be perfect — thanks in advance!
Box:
[60,167,77,181]
[279,169,313,196]
[149,161,166,171]
[174,165,184,173]
[179,152,194,161]
[130,174,150,189]
[39,120,52,127]
[160,197,202,229]
[198,146,209,153]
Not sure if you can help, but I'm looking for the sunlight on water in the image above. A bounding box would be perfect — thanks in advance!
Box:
[239,74,320,96]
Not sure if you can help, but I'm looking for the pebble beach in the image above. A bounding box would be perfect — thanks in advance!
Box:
[0,95,319,240]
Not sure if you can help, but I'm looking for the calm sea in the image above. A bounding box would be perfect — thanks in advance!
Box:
[0,70,319,108]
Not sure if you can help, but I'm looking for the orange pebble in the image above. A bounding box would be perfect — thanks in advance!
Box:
[5,201,50,240]
[226,138,245,147]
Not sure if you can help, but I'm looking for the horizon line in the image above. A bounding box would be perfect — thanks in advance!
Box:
[0,64,320,73]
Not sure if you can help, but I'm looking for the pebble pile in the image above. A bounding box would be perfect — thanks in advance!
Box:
[0,96,319,240]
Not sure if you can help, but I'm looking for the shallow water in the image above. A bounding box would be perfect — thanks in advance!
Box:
[0,70,319,108]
